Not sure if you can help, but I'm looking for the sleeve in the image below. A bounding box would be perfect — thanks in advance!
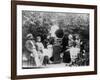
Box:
[40,43,44,50]
[42,43,44,49]
[25,40,34,52]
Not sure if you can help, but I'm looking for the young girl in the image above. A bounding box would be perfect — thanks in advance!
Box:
[75,35,81,48]
[36,36,44,66]
[42,40,53,65]
[66,42,80,66]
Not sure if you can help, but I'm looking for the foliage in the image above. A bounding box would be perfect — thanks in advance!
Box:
[22,11,89,52]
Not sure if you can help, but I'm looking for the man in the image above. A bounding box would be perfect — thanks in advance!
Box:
[25,34,41,67]
[66,42,80,66]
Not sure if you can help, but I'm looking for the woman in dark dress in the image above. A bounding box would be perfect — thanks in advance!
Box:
[61,34,71,63]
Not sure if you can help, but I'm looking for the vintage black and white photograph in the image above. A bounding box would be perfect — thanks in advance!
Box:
[12,1,97,78]
[22,10,90,69]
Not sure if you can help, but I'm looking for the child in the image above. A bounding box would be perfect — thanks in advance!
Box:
[42,39,53,65]
[36,36,44,66]
[66,42,80,66]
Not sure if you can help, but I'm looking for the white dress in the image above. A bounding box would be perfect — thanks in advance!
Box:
[43,45,53,58]
[69,47,80,61]
[36,42,44,65]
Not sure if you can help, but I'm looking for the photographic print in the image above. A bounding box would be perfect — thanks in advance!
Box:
[22,11,90,68]
[11,1,97,79]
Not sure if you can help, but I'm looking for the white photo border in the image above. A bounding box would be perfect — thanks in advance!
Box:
[17,5,95,76]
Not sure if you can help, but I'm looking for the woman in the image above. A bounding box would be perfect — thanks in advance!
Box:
[61,34,71,63]
[68,34,74,47]
[75,35,81,48]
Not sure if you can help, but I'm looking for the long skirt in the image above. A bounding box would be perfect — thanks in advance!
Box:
[63,51,71,63]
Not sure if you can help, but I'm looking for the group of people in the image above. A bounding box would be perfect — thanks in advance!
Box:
[24,33,86,67]
[62,34,82,66]
[25,33,53,67]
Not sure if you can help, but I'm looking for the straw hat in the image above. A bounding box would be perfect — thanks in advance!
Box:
[26,33,34,40]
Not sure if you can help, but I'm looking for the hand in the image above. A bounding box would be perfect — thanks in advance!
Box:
[60,53,64,58]
[30,53,34,57]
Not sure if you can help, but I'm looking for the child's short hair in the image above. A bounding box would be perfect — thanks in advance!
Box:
[36,36,41,41]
